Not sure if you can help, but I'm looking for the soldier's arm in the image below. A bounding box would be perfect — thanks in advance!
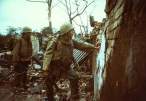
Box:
[73,39,97,51]
[12,39,21,63]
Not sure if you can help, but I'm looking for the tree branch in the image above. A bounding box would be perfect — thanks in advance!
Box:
[72,0,78,14]
[71,0,95,20]
[73,20,84,34]
[57,0,66,7]
[69,0,72,15]
[52,1,61,9]
[48,0,52,7]
[64,0,70,16]
[26,0,47,3]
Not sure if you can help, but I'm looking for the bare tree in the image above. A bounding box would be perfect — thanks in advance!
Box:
[58,0,95,24]
[26,0,53,33]
[57,0,95,35]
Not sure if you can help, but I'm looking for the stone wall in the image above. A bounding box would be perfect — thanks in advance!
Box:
[100,0,146,101]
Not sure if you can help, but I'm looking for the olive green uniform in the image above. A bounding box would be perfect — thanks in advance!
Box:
[43,35,95,100]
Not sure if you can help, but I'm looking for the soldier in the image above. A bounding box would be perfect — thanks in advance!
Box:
[43,23,99,101]
[12,27,32,91]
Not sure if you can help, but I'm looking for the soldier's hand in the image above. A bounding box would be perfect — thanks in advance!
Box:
[95,46,100,49]
[94,46,100,51]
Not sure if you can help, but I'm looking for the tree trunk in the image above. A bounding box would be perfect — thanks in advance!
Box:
[47,0,52,34]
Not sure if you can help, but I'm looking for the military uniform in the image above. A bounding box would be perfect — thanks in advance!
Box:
[43,23,96,101]
[12,27,32,90]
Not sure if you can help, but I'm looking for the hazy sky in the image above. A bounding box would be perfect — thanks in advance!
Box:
[0,0,106,34]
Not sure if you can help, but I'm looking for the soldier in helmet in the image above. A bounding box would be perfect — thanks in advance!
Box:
[12,27,32,91]
[43,23,99,101]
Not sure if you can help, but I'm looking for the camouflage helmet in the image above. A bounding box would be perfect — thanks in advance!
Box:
[60,23,74,35]
[22,27,32,33]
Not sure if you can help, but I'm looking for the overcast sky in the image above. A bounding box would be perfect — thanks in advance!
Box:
[0,0,106,34]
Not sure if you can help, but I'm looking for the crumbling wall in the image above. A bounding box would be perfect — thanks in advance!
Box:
[100,0,146,101]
